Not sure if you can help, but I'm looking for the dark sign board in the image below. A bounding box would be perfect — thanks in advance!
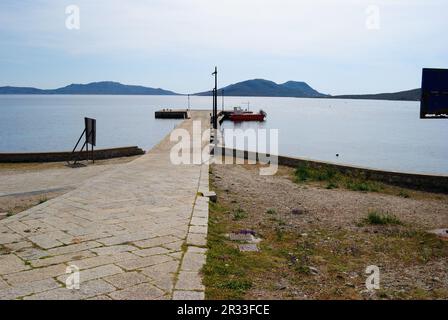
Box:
[84,117,96,146]
[420,68,448,118]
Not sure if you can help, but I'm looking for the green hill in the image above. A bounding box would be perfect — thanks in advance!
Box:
[195,79,328,98]
[0,81,179,95]
[332,88,421,101]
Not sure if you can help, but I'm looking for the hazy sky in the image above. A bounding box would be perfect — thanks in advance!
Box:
[0,0,447,95]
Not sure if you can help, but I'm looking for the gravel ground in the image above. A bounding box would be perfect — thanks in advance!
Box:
[213,163,448,231]
[209,162,448,299]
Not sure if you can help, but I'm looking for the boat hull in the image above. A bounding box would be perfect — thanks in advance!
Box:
[229,114,266,122]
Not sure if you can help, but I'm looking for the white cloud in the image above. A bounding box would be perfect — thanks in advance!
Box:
[1,0,445,58]
[0,0,446,93]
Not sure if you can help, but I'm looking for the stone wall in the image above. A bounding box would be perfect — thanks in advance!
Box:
[0,146,145,163]
[214,147,448,193]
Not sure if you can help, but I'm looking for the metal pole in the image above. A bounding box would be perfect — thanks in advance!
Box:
[215,67,218,129]
[85,128,94,164]
[86,133,89,163]
[212,66,218,130]
[215,88,218,129]
[69,129,86,165]
[74,141,87,166]
[212,88,215,127]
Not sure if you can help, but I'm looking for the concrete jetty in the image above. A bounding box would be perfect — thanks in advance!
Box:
[155,109,191,119]
[0,111,210,300]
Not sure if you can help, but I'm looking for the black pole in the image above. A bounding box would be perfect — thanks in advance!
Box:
[85,130,89,162]
[85,129,96,163]
[212,66,218,129]
[214,89,217,128]
[215,67,218,129]
[69,129,86,165]
[215,88,218,129]
[74,140,87,165]
[212,88,216,127]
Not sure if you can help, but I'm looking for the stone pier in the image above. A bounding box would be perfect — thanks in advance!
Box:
[0,111,210,300]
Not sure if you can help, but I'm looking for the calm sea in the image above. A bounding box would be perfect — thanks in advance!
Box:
[0,95,447,175]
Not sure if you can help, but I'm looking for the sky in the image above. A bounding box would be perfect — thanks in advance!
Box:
[0,0,447,95]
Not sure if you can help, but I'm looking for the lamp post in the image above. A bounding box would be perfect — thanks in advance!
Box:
[212,67,218,129]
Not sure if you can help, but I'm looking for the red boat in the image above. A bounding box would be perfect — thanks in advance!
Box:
[229,107,267,122]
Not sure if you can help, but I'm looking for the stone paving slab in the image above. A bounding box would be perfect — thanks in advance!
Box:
[175,271,205,291]
[172,290,205,300]
[23,279,116,300]
[109,283,166,300]
[181,250,207,272]
[115,254,174,271]
[0,254,31,275]
[103,271,149,290]
[0,278,61,300]
[186,233,207,247]
[0,164,118,197]
[4,264,67,286]
[57,264,124,284]
[0,111,210,300]
[30,250,96,268]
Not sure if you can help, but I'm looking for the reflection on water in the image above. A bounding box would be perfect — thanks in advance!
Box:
[220,97,448,175]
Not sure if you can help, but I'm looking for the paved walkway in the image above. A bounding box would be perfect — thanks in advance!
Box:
[0,111,210,300]
[0,163,122,197]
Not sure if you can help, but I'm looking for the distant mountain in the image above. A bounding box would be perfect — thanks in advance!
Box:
[332,88,421,101]
[0,80,421,101]
[0,81,179,95]
[0,86,46,94]
[195,79,328,98]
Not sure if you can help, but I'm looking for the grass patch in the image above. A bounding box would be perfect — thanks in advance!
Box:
[398,191,410,198]
[294,164,337,182]
[326,182,339,189]
[269,216,286,226]
[294,164,382,193]
[275,227,285,240]
[266,208,276,215]
[364,211,402,226]
[233,208,248,221]
[204,193,278,300]
[217,279,252,292]
[346,180,381,192]
[289,240,315,274]
[210,201,227,214]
